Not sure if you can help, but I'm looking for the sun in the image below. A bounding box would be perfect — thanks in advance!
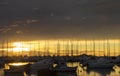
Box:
[13,42,30,52]
[13,42,23,47]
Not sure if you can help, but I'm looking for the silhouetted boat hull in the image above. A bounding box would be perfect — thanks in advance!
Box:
[87,64,114,69]
[38,69,57,76]
[51,67,77,72]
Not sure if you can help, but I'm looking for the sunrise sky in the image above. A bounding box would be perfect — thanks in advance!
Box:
[0,40,119,56]
[0,0,120,56]
[0,0,120,40]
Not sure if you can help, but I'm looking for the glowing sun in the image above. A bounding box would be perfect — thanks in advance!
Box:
[13,42,30,52]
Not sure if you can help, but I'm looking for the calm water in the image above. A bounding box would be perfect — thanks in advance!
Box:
[1,68,120,76]
[0,62,120,76]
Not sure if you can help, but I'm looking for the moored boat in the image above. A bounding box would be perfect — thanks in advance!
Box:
[50,62,77,72]
[85,58,114,69]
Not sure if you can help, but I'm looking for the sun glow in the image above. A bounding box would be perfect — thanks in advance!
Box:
[0,40,120,56]
[13,42,30,52]
[8,62,28,66]
[13,42,23,47]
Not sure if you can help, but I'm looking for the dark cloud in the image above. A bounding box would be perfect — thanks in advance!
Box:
[0,0,120,40]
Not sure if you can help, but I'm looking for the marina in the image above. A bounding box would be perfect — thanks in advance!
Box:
[0,40,120,76]
[0,0,120,76]
[0,60,120,76]
[0,54,120,76]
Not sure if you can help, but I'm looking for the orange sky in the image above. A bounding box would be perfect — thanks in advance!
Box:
[0,39,120,56]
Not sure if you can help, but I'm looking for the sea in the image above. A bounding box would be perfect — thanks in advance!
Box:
[0,62,120,76]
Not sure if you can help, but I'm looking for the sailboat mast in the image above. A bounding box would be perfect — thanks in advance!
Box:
[39,41,41,56]
[114,40,116,56]
[71,41,73,57]
[79,41,82,55]
[9,40,12,56]
[46,40,49,56]
[98,41,100,56]
[119,39,120,56]
[6,40,8,57]
[76,40,79,56]
[93,40,95,57]
[44,41,46,56]
[107,39,110,59]
[103,40,106,57]
[57,40,60,56]
[85,40,87,55]
[1,41,4,57]
[66,41,69,56]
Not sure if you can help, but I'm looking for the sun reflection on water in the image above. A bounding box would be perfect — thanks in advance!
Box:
[8,62,28,66]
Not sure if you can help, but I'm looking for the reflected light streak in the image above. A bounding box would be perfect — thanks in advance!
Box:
[8,62,28,66]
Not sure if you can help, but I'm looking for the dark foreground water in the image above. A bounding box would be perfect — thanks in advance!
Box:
[0,62,120,76]
[1,68,120,76]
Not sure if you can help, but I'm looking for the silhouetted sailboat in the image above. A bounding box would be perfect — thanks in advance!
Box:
[85,39,114,69]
